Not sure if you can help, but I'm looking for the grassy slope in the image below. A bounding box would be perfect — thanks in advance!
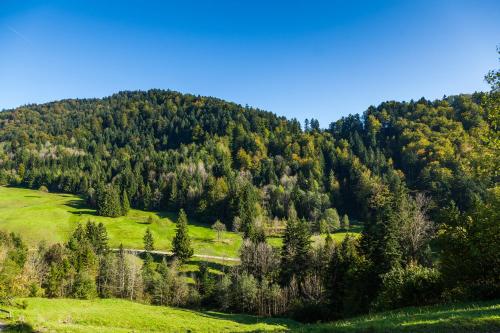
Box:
[1,298,499,333]
[303,300,500,333]
[1,298,299,332]
[0,186,357,258]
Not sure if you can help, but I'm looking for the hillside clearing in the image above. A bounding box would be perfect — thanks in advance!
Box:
[0,186,358,258]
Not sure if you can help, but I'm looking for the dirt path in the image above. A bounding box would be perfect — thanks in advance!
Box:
[116,248,241,262]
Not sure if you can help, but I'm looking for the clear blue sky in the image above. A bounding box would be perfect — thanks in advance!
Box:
[1,0,499,126]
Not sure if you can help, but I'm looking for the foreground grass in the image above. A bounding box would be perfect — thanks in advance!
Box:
[302,300,500,333]
[0,186,359,258]
[0,298,298,332]
[1,298,498,333]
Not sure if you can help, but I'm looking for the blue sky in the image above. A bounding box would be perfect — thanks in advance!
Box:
[1,0,499,126]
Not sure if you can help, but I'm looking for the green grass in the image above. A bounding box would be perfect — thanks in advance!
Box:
[0,186,243,258]
[0,298,299,332]
[0,186,359,259]
[301,300,500,333]
[1,298,498,332]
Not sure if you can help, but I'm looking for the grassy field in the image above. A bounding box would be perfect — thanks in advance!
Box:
[305,300,500,333]
[0,186,358,258]
[1,298,498,332]
[0,298,299,332]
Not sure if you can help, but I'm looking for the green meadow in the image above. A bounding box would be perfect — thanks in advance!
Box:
[0,297,299,332]
[306,300,500,333]
[0,186,358,258]
[1,298,498,333]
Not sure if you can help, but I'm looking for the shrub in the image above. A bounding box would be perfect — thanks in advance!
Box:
[38,185,49,192]
[374,264,442,310]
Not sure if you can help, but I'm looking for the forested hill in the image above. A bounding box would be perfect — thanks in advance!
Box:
[0,89,497,231]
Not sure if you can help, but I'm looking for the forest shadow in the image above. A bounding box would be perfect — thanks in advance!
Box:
[302,306,500,333]
[186,258,233,273]
[1,322,35,332]
[64,199,98,216]
[155,211,213,228]
[196,310,297,329]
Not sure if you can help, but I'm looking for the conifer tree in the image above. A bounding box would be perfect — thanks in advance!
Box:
[143,227,155,252]
[121,190,130,215]
[96,184,122,217]
[172,209,193,262]
[96,222,109,255]
[280,204,311,284]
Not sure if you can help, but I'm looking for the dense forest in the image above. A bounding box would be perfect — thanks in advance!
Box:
[0,59,498,321]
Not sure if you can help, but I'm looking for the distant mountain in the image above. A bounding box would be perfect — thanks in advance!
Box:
[0,89,495,228]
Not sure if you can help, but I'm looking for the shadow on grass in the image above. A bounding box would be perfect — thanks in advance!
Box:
[186,258,233,274]
[302,302,500,333]
[194,310,298,330]
[65,199,98,216]
[2,322,34,332]
[156,211,215,229]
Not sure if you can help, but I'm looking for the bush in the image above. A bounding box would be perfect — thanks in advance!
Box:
[38,185,49,192]
[374,264,442,310]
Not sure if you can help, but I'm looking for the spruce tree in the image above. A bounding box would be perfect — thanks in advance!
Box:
[172,209,193,262]
[143,227,155,252]
[280,204,311,284]
[238,182,258,239]
[95,222,109,255]
[121,190,130,215]
[96,184,122,217]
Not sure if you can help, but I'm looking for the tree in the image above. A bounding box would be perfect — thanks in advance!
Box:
[280,205,312,284]
[341,214,350,230]
[240,239,279,281]
[121,190,130,215]
[143,228,154,252]
[96,184,122,217]
[326,235,370,317]
[85,221,109,256]
[398,193,435,265]
[482,48,499,150]
[320,208,340,233]
[172,209,193,262]
[211,220,226,241]
[440,191,500,299]
[197,262,215,304]
[237,182,259,239]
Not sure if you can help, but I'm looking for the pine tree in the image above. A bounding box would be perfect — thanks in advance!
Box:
[96,184,122,217]
[172,209,193,262]
[96,222,109,255]
[143,227,155,252]
[280,204,311,284]
[121,190,130,215]
[238,183,258,239]
[142,252,157,298]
